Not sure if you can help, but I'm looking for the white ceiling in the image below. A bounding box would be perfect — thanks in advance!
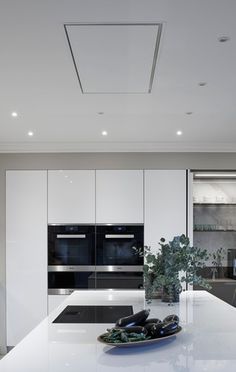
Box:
[1,0,236,153]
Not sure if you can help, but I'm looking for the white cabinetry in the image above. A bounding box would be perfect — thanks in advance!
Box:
[48,170,95,223]
[144,170,186,250]
[6,171,47,346]
[96,170,143,223]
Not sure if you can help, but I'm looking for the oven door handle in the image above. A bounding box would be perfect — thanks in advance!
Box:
[105,234,135,239]
[56,234,86,238]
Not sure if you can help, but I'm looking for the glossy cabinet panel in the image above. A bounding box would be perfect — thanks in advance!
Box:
[48,170,95,223]
[144,170,187,249]
[96,170,143,223]
[6,170,47,346]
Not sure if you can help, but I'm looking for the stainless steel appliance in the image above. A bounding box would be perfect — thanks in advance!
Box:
[48,224,95,267]
[96,225,144,289]
[48,225,96,294]
[96,225,143,268]
[48,224,144,293]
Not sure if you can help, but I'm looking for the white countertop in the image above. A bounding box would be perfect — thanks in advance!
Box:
[1,290,236,372]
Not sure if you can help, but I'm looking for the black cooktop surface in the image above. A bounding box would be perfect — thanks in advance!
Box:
[53,305,133,324]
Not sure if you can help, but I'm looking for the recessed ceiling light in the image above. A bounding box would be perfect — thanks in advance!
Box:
[186,112,193,115]
[176,130,182,136]
[102,130,108,136]
[198,82,207,86]
[218,36,230,43]
[11,112,18,117]
[28,131,34,136]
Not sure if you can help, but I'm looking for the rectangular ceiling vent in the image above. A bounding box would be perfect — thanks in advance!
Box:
[64,22,162,94]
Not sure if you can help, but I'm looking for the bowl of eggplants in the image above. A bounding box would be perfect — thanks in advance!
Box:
[98,309,182,346]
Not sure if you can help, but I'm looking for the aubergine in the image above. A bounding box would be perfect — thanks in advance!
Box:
[144,322,164,337]
[145,321,179,339]
[163,314,179,324]
[160,321,179,336]
[115,309,150,327]
[113,326,148,335]
[143,318,162,326]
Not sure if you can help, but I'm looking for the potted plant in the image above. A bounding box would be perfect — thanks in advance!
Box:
[143,234,211,302]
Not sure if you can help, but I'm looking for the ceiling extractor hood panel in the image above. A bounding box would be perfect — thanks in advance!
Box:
[64,23,162,94]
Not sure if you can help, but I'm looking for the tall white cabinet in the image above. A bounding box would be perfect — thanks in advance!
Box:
[144,170,187,251]
[48,170,95,224]
[96,170,144,223]
[6,171,47,346]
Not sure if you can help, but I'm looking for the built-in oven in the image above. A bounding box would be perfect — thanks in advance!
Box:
[95,225,144,289]
[48,225,96,294]
[48,225,95,267]
[48,224,144,293]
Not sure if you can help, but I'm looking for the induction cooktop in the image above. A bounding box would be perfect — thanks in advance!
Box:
[52,305,133,324]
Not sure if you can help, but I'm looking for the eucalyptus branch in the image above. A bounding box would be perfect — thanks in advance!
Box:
[143,234,211,301]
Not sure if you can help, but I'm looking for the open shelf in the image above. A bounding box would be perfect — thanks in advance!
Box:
[194,203,236,206]
[194,229,236,232]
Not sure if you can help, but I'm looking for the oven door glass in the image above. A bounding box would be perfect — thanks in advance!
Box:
[48,225,95,266]
[48,271,96,294]
[96,225,143,266]
[96,272,143,289]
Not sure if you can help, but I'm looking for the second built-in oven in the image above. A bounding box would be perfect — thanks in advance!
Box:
[96,225,143,268]
[48,225,95,294]
[96,225,144,289]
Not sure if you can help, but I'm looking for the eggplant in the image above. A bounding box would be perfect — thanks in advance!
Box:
[145,323,164,338]
[115,309,150,327]
[144,322,163,337]
[160,321,179,336]
[163,314,179,324]
[145,321,179,339]
[144,318,162,326]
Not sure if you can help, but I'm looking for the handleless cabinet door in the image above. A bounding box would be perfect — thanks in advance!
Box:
[144,170,187,251]
[96,170,143,223]
[48,170,95,224]
[6,170,47,346]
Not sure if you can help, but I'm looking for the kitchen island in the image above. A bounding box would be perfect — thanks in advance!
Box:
[1,290,236,372]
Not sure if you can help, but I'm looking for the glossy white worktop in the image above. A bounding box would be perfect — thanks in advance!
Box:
[1,290,236,372]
